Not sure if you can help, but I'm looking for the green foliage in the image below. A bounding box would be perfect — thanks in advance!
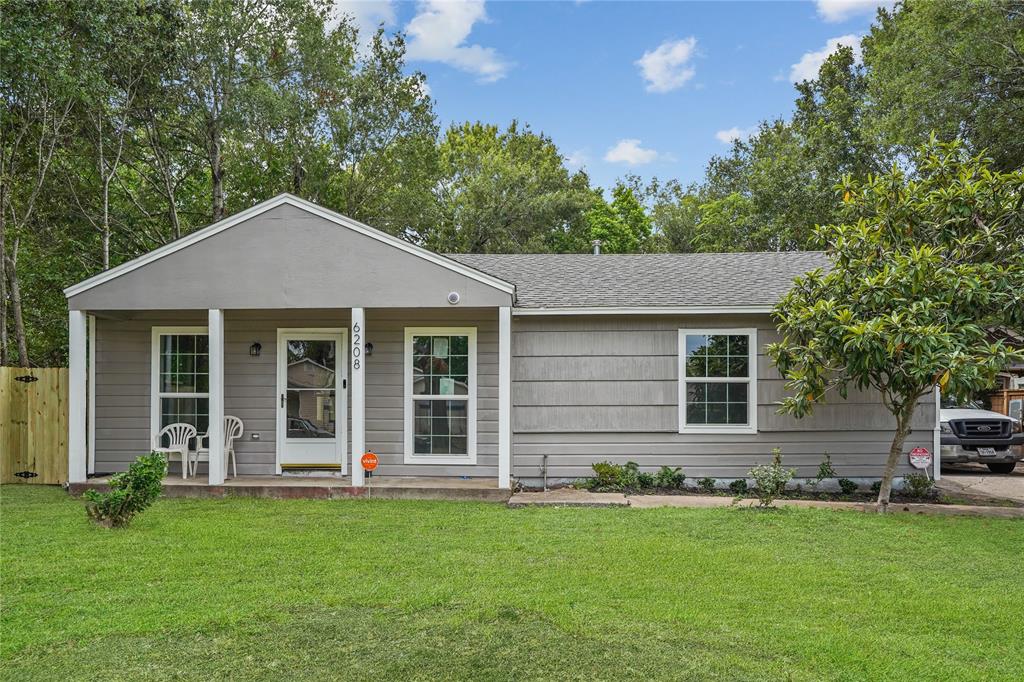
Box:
[696,477,716,494]
[863,0,1024,171]
[769,140,1024,507]
[429,121,592,253]
[728,479,748,496]
[654,466,686,490]
[902,473,935,500]
[749,449,795,508]
[587,461,640,491]
[808,453,837,488]
[870,480,882,494]
[636,471,655,489]
[837,479,858,496]
[581,181,655,254]
[83,452,167,527]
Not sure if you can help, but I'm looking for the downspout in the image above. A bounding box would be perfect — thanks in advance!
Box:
[933,384,941,481]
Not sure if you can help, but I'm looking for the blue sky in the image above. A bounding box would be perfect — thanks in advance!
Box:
[335,1,890,189]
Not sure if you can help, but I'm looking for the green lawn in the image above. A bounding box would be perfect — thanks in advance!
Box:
[2,486,1022,681]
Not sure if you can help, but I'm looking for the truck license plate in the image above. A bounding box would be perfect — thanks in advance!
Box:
[978,447,996,457]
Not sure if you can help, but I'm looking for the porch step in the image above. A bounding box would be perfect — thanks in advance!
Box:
[67,476,511,503]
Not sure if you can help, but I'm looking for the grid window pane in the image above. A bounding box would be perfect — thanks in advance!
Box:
[157,333,210,443]
[412,335,470,397]
[684,334,750,378]
[685,380,751,426]
[412,399,469,455]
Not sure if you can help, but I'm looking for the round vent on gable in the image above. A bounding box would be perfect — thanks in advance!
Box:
[447,291,461,305]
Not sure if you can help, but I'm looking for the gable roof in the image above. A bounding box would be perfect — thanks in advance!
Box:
[64,194,515,298]
[448,252,830,311]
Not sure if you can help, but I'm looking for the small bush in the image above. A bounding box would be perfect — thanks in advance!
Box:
[903,472,934,499]
[749,448,795,508]
[837,478,858,495]
[808,453,836,488]
[637,471,655,489]
[588,461,641,491]
[696,477,716,494]
[870,480,882,494]
[654,466,686,490]
[728,479,748,496]
[84,452,167,528]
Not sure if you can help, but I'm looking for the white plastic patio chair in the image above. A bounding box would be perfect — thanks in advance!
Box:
[192,416,244,478]
[153,423,197,480]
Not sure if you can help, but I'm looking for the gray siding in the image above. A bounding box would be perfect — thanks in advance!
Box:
[70,204,512,310]
[93,308,497,477]
[511,315,935,480]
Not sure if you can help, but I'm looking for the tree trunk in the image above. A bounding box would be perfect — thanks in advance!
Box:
[209,130,224,222]
[102,178,110,270]
[0,199,7,366]
[5,247,28,367]
[876,402,916,511]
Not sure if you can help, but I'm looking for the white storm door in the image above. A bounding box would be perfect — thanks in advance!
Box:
[276,329,347,470]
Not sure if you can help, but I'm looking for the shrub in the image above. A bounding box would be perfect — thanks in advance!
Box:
[654,466,686,490]
[808,453,836,488]
[748,448,795,508]
[588,461,641,491]
[637,471,655,489]
[837,478,858,495]
[870,480,882,494]
[696,477,716,494]
[84,452,167,528]
[728,479,748,496]
[903,472,934,499]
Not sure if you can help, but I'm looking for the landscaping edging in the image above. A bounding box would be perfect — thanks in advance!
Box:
[508,490,1024,518]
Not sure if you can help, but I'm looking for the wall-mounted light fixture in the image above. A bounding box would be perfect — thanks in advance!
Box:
[249,342,262,357]
[365,342,374,356]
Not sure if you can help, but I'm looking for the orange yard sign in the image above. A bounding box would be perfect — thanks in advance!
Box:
[361,452,379,471]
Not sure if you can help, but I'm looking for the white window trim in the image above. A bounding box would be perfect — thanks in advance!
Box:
[150,326,209,448]
[404,326,477,465]
[678,327,758,435]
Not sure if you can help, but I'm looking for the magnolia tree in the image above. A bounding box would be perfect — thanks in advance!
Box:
[768,140,1024,510]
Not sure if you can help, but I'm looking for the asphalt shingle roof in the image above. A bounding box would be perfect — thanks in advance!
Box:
[447,252,830,309]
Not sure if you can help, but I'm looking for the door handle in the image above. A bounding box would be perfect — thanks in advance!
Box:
[280,393,285,408]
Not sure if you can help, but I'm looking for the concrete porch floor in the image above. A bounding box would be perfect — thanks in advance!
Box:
[68,474,510,502]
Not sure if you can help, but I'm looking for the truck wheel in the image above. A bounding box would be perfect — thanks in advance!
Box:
[986,462,1017,474]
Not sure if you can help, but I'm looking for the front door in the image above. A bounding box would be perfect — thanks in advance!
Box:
[276,329,347,471]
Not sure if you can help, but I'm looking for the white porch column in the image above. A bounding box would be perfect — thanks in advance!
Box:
[498,306,512,489]
[351,307,365,486]
[208,309,225,485]
[88,314,96,475]
[933,384,941,481]
[68,310,88,483]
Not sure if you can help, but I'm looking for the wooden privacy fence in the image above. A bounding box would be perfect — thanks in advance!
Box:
[0,367,68,485]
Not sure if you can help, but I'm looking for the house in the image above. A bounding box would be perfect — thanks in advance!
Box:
[64,194,938,490]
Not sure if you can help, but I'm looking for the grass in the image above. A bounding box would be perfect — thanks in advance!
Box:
[2,486,1022,681]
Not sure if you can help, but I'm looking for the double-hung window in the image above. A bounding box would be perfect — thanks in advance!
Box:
[404,327,477,464]
[151,327,210,447]
[678,328,757,434]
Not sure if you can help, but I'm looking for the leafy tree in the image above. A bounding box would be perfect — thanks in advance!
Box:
[768,140,1024,510]
[610,183,653,251]
[864,0,1024,171]
[429,121,592,253]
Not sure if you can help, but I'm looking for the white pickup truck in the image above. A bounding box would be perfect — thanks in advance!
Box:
[940,399,1024,473]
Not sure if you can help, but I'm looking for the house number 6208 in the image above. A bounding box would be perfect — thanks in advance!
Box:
[352,322,361,370]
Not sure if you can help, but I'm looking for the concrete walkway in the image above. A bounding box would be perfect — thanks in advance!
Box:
[508,488,1024,519]
[938,464,1024,504]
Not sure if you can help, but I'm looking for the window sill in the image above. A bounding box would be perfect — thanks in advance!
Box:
[678,426,758,435]
[404,454,478,466]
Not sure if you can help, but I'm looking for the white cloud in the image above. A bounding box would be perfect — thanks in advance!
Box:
[331,1,397,44]
[789,34,861,83]
[604,139,660,166]
[404,0,511,83]
[565,149,589,168]
[715,126,754,144]
[635,37,698,93]
[815,0,893,23]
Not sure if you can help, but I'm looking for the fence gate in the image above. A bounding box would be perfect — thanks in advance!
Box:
[0,367,69,484]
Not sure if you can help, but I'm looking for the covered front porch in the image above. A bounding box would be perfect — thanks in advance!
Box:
[64,195,515,491]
